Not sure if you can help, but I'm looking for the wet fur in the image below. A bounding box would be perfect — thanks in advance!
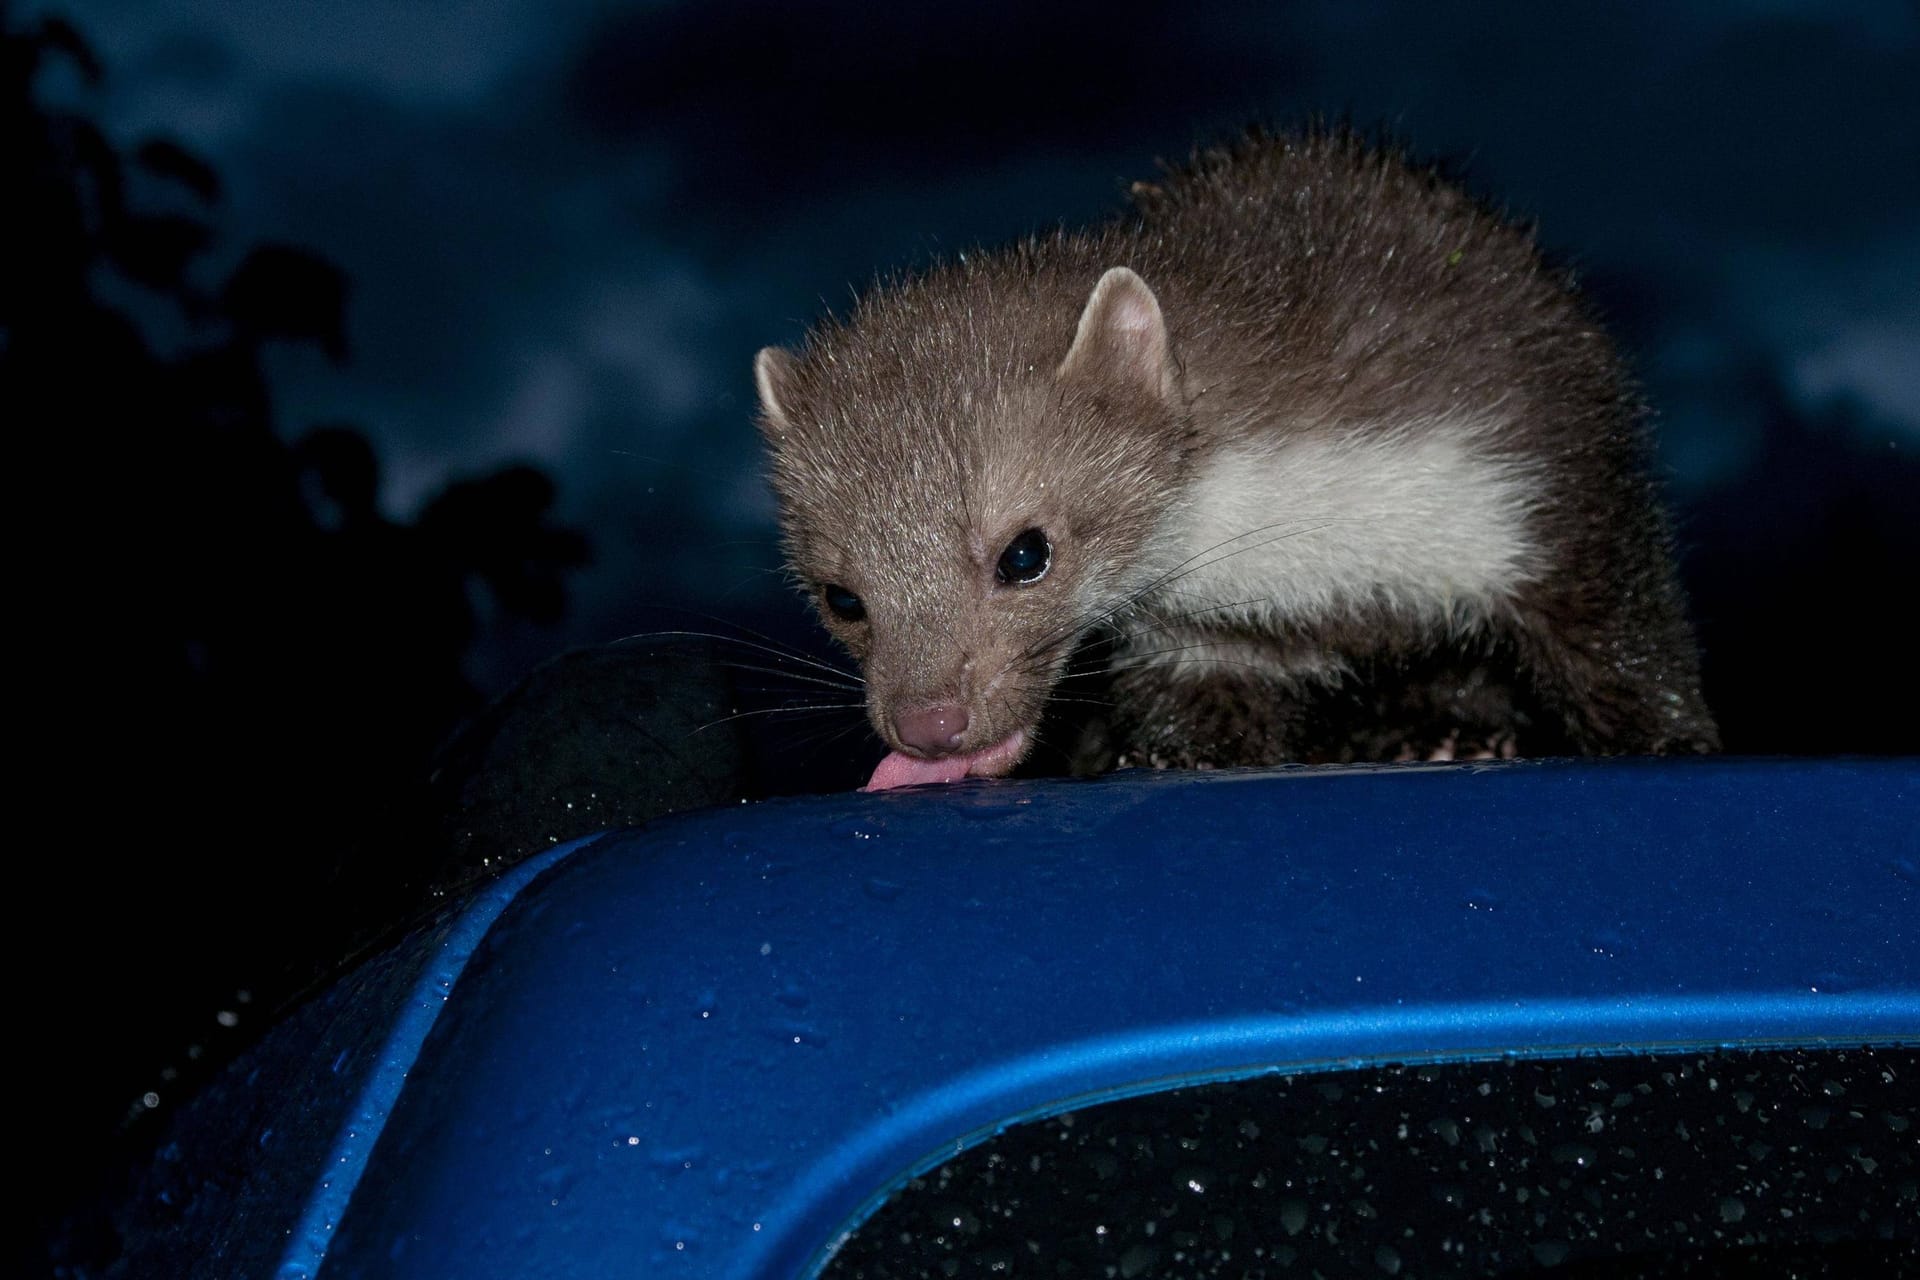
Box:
[756,128,1718,772]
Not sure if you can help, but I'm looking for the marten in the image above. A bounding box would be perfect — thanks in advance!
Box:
[752,129,1718,790]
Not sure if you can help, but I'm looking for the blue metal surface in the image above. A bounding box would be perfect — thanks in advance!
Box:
[275,835,599,1280]
[104,835,605,1280]
[278,757,1919,1279]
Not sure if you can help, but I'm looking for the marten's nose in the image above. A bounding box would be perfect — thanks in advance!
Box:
[893,704,970,755]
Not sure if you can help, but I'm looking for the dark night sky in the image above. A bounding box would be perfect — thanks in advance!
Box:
[28,0,1920,696]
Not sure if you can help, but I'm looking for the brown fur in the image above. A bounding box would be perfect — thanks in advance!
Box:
[755,128,1718,772]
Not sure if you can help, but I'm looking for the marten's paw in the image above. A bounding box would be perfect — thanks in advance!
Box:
[1393,729,1520,763]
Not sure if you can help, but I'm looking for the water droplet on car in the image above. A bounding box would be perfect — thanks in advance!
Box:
[1583,929,1627,959]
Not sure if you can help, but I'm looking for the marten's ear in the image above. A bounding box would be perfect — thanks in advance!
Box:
[1057,267,1177,403]
[754,346,797,436]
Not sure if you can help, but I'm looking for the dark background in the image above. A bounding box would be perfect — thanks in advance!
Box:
[7,0,1916,1269]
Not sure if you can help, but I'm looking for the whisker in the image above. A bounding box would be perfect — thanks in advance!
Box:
[613,628,863,687]
[1019,518,1344,664]
[693,702,868,733]
[1104,658,1279,679]
[714,661,866,694]
[1100,643,1286,674]
[1038,693,1115,709]
[781,717,876,756]
[1107,596,1274,641]
[1037,594,1283,686]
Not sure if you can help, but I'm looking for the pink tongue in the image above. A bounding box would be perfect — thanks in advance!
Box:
[861,730,1029,792]
[863,751,974,792]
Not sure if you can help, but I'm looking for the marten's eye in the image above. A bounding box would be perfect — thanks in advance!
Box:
[995,528,1052,585]
[822,584,866,622]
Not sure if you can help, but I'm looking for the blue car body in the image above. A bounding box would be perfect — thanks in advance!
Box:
[119,759,1917,1277]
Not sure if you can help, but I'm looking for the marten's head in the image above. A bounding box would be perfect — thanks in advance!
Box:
[755,266,1194,789]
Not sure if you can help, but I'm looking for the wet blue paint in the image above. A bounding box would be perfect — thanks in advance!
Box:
[138,759,1918,1278]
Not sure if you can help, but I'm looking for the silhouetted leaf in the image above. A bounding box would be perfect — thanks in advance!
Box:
[294,424,380,525]
[31,16,103,84]
[134,137,221,204]
[422,466,590,625]
[63,115,126,238]
[106,210,213,289]
[221,244,350,362]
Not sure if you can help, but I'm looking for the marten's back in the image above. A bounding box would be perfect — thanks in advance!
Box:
[1116,130,1633,454]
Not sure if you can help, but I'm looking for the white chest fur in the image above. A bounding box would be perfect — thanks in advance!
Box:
[1151,418,1543,631]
